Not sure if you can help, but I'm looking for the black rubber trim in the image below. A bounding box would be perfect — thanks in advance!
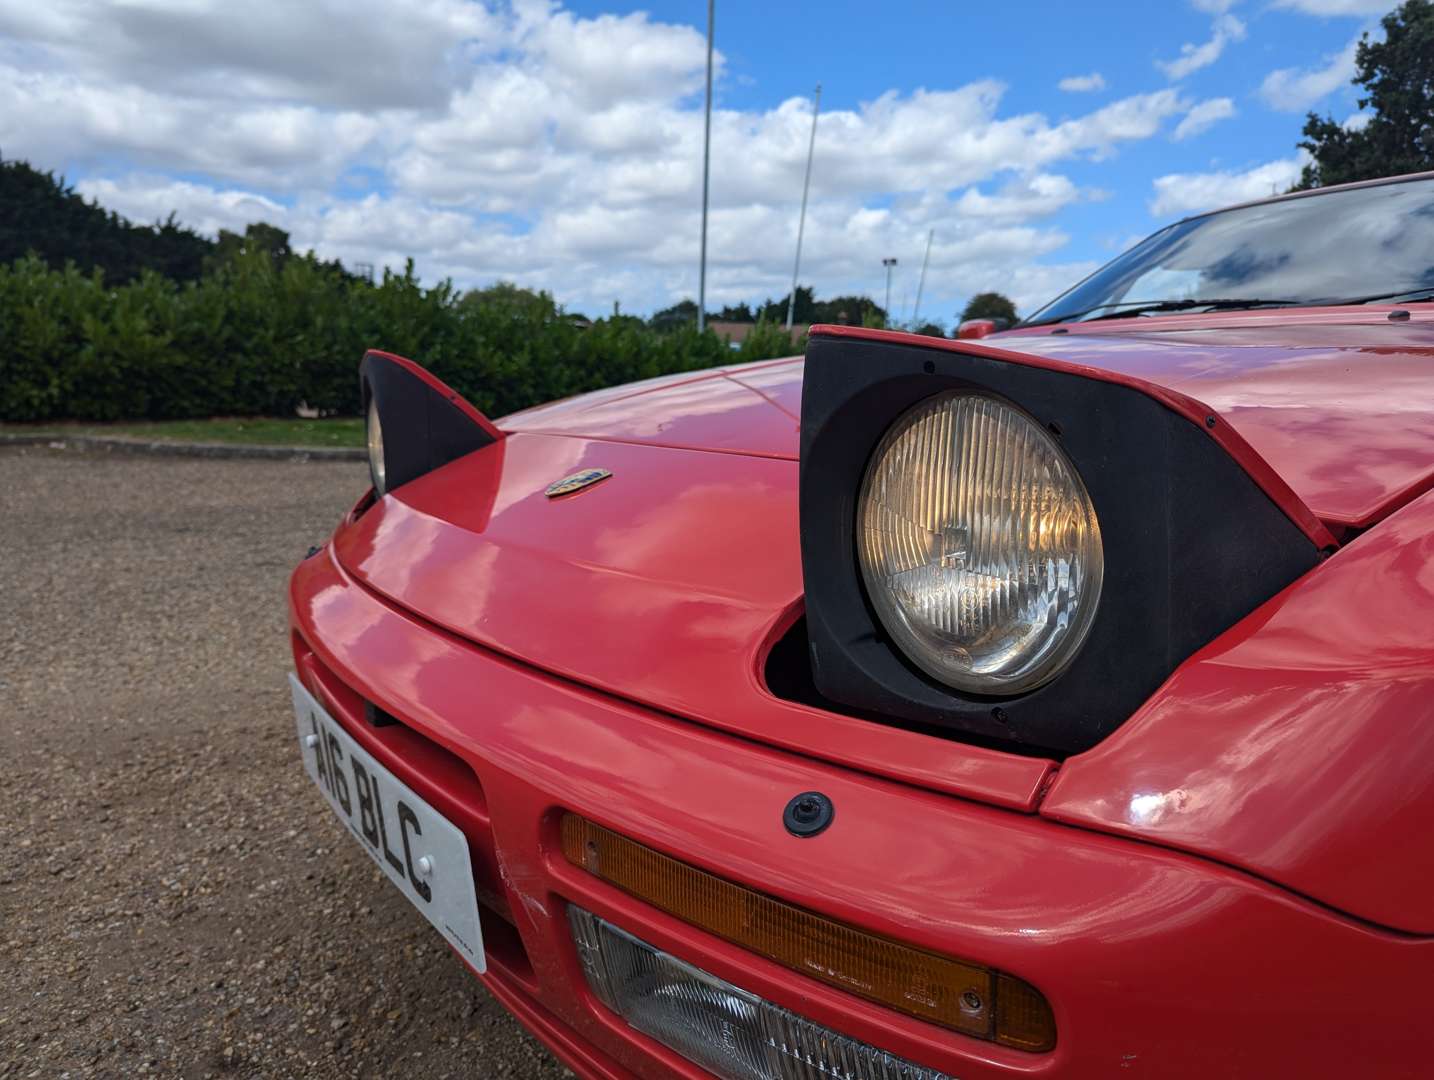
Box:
[363,700,400,728]
[360,353,497,494]
[799,333,1321,756]
[782,791,835,837]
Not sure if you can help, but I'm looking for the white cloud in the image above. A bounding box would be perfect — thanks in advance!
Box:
[73,177,288,237]
[525,9,714,107]
[389,73,1186,247]
[1058,72,1106,93]
[1270,0,1387,13]
[0,0,1192,316]
[0,65,384,186]
[1173,97,1236,140]
[1149,153,1310,216]
[1157,13,1247,80]
[1191,0,1238,11]
[1030,89,1188,161]
[1259,37,1358,110]
[1344,110,1372,130]
[954,174,1081,219]
[0,0,499,109]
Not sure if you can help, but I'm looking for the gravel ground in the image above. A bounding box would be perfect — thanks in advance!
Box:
[0,447,572,1079]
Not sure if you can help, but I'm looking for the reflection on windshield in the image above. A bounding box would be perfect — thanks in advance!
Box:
[1027,177,1434,324]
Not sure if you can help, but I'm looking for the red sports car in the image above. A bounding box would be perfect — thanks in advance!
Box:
[288,172,1434,1079]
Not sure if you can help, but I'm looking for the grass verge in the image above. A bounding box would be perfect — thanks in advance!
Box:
[1,417,365,448]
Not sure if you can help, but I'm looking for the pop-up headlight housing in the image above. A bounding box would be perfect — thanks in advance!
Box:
[799,326,1334,755]
[360,349,503,497]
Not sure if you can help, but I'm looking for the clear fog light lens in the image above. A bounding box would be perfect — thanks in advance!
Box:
[858,391,1102,695]
[366,397,386,496]
[570,907,952,1080]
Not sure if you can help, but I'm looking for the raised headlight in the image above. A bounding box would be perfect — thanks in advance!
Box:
[366,395,386,496]
[857,391,1103,696]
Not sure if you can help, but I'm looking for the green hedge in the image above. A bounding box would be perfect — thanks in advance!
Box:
[0,252,803,422]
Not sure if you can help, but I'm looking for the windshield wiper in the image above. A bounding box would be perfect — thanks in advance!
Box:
[1081,298,1303,322]
[1337,286,1434,306]
[1022,297,1301,328]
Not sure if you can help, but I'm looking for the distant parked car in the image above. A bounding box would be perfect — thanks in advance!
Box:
[955,315,1011,338]
[288,171,1434,1079]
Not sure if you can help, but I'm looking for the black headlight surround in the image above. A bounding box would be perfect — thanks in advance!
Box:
[800,330,1325,756]
[360,350,501,496]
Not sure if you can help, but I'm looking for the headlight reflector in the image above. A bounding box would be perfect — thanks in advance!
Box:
[858,391,1102,696]
[570,907,956,1080]
[366,396,386,496]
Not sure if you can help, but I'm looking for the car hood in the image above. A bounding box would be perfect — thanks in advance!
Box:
[330,426,1055,812]
[505,307,1434,532]
[498,355,805,460]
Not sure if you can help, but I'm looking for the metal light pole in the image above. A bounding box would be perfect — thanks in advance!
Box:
[785,83,821,331]
[912,229,933,324]
[882,257,898,326]
[697,0,715,333]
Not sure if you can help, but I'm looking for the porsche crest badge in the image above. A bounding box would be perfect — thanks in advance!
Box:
[545,468,612,498]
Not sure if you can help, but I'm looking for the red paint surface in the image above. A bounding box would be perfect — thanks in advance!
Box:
[508,307,1434,533]
[502,356,802,460]
[291,550,1434,1079]
[1043,485,1434,934]
[332,430,1053,811]
[996,310,1434,531]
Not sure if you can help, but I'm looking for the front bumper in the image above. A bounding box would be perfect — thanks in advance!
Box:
[289,547,1431,1080]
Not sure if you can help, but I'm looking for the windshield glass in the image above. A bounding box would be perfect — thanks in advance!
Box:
[1025,175,1434,325]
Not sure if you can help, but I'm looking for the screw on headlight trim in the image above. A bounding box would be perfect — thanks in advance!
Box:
[783,791,834,837]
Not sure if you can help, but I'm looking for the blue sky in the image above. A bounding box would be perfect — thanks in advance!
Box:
[0,0,1388,323]
[584,0,1374,292]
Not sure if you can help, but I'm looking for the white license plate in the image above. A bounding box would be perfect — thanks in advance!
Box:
[289,674,485,971]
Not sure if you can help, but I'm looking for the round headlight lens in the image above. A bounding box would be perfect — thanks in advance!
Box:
[858,391,1103,696]
[366,397,386,496]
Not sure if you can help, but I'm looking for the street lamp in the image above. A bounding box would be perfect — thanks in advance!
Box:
[786,84,821,332]
[882,257,898,326]
[698,0,714,333]
[912,229,933,324]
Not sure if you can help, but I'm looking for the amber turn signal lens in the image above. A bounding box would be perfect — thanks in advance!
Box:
[560,814,1055,1052]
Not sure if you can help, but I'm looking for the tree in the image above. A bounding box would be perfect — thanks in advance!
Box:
[911,321,946,338]
[706,290,888,326]
[0,155,211,282]
[460,281,559,322]
[204,222,296,274]
[716,301,755,322]
[1294,0,1434,190]
[813,294,885,326]
[649,298,700,331]
[959,292,1018,325]
[756,285,816,324]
